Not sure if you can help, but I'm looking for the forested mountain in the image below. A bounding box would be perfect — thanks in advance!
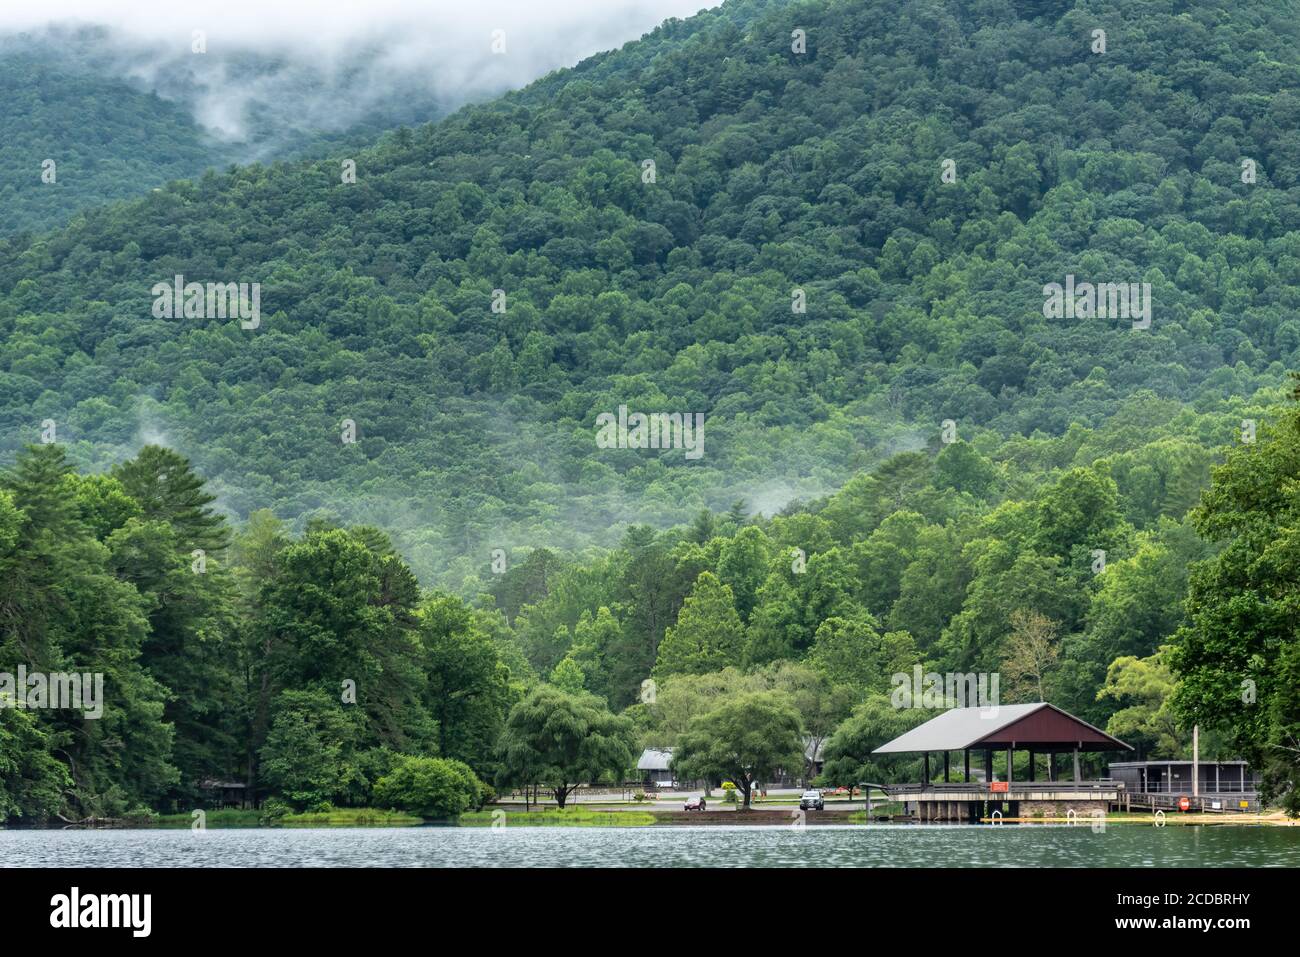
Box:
[0,7,717,238]
[0,27,488,238]
[0,51,222,236]
[3,0,1300,820]
[3,0,1297,585]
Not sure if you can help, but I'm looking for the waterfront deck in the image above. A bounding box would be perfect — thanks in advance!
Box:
[883,781,1124,822]
[1124,790,1260,813]
[885,781,1123,800]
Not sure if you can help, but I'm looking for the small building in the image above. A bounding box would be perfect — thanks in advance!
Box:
[635,739,823,791]
[1108,760,1261,811]
[804,737,826,780]
[636,748,675,788]
[752,737,826,789]
[197,779,249,809]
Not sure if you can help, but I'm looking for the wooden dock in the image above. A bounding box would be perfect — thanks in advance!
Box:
[884,781,1122,822]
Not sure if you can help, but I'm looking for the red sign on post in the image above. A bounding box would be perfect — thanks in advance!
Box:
[1178,796,1191,812]
[990,782,1009,793]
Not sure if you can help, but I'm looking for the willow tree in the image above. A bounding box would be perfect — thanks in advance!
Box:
[495,686,635,809]
[671,691,803,808]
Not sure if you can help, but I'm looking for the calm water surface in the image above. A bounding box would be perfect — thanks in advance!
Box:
[4,824,1299,867]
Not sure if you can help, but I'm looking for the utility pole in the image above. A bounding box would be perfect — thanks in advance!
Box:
[1192,724,1199,799]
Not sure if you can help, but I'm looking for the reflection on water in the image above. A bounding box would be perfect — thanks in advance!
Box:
[3,823,1299,868]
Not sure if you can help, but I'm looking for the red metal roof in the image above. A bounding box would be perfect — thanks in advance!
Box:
[873,702,1131,754]
[970,703,1129,751]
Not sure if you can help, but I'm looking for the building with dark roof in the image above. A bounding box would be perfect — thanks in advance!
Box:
[872,702,1133,821]
[1109,759,1261,812]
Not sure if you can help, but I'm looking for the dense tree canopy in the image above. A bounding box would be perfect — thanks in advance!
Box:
[672,691,804,807]
[2,0,1296,588]
[3,0,1300,819]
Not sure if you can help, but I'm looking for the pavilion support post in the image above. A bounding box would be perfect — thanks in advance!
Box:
[1006,747,1013,784]
[985,749,993,782]
[1073,745,1081,783]
[1028,750,1035,782]
[944,751,950,783]
[923,752,930,785]
[1049,753,1056,782]
[964,749,970,783]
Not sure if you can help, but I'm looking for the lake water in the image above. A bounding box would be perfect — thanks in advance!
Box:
[4,824,1299,867]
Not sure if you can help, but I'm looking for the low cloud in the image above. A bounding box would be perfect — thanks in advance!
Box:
[2,0,714,141]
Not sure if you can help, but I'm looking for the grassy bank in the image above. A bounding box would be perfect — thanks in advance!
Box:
[459,808,657,827]
[155,807,424,828]
[844,803,907,823]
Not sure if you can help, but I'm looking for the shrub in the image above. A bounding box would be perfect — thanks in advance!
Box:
[372,756,487,819]
[259,798,292,825]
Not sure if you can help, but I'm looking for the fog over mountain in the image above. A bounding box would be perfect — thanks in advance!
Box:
[1,0,715,148]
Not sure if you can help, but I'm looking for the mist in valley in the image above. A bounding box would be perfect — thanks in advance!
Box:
[1,0,714,157]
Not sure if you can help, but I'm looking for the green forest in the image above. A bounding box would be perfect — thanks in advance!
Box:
[0,51,220,237]
[0,28,467,238]
[3,0,1300,821]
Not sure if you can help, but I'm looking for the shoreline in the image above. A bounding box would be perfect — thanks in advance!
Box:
[8,807,1295,830]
